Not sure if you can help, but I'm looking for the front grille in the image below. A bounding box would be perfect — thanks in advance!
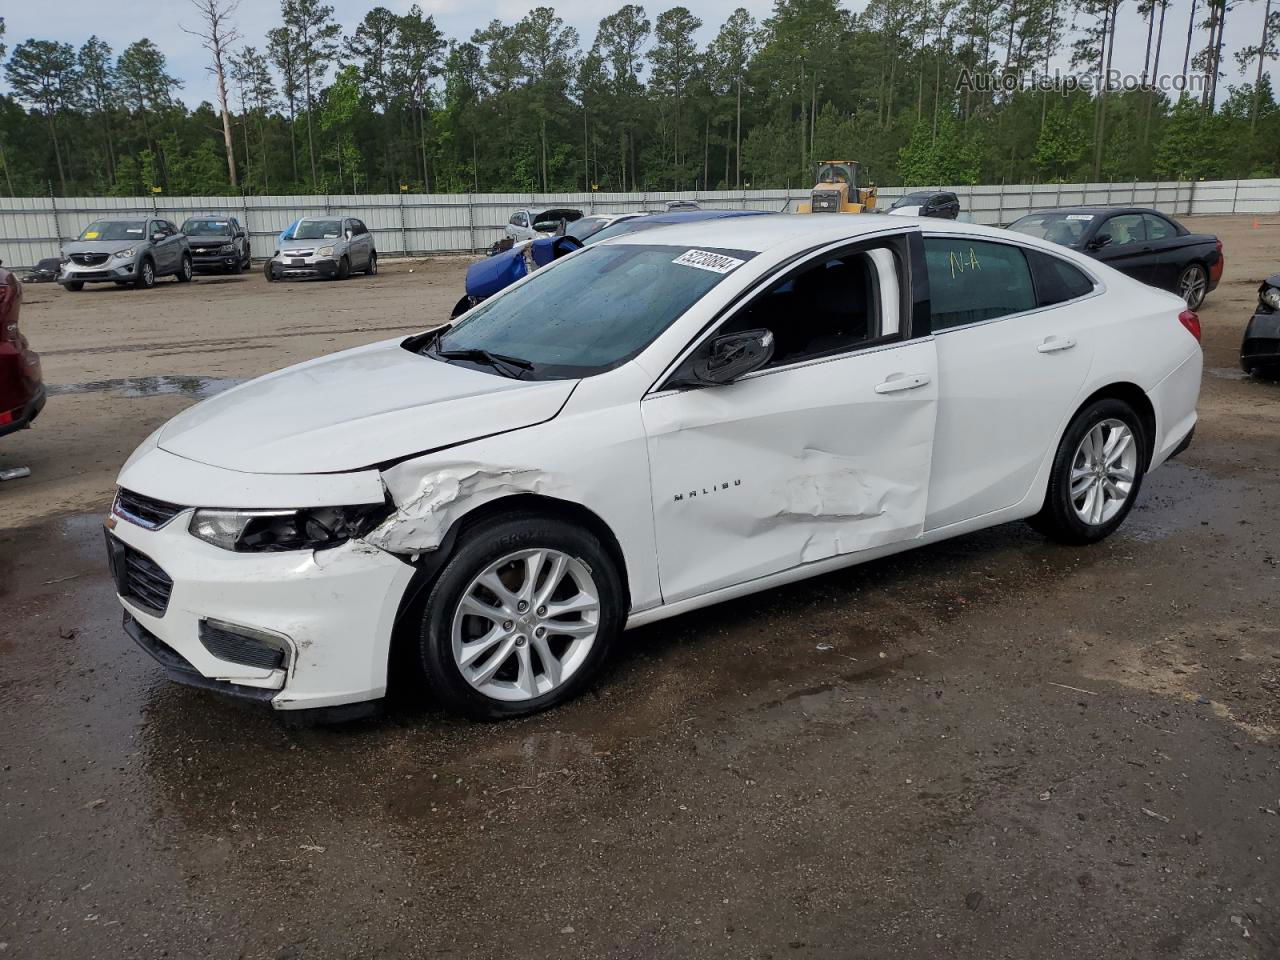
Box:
[199,620,287,671]
[114,488,186,530]
[117,542,174,616]
[71,253,110,266]
[283,248,315,258]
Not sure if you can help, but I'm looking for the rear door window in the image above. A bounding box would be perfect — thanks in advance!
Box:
[1143,214,1177,241]
[924,237,1037,330]
[1026,250,1096,306]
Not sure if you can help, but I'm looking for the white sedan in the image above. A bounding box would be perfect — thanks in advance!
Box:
[106,215,1202,719]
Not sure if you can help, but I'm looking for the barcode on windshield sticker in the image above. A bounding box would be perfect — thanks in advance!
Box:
[672,249,745,274]
[1065,214,1094,221]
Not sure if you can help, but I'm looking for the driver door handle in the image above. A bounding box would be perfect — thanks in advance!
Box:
[1037,336,1077,354]
[875,373,931,394]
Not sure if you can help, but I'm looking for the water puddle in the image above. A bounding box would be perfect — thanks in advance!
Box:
[47,375,244,400]
[1207,367,1249,381]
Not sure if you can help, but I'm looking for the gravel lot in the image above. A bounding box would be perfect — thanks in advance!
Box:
[1,220,1277,959]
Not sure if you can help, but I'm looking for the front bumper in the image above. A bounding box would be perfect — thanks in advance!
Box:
[60,258,139,284]
[191,251,239,271]
[1241,309,1280,371]
[106,509,415,711]
[267,257,340,280]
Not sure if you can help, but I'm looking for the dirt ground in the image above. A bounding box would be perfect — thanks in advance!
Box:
[1,220,1278,959]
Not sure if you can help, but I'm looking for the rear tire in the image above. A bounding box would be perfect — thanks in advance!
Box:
[1177,263,1208,309]
[416,513,624,719]
[1030,397,1147,545]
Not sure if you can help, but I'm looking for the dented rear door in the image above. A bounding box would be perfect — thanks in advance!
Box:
[641,338,938,604]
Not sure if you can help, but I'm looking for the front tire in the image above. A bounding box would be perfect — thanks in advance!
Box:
[176,254,193,282]
[134,259,156,290]
[365,252,378,275]
[263,260,276,282]
[1178,263,1208,309]
[61,280,84,292]
[417,514,624,719]
[335,256,350,280]
[1031,398,1147,545]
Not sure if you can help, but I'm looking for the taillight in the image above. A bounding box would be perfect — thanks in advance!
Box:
[1178,309,1202,342]
[1210,240,1224,281]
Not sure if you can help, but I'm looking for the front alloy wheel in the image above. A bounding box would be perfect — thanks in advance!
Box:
[451,548,600,702]
[417,514,623,718]
[1178,263,1208,309]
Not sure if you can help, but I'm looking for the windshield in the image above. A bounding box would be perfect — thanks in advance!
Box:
[1007,211,1095,247]
[291,219,343,241]
[182,218,233,236]
[890,193,932,209]
[434,243,754,378]
[564,216,613,242]
[78,220,146,241]
[583,217,675,245]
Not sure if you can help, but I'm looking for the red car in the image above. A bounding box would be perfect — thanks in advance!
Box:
[0,264,44,438]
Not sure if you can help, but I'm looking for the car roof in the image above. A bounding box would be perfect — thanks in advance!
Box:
[1014,206,1174,219]
[608,211,1034,255]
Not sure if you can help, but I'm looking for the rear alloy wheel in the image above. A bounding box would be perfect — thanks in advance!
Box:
[1031,398,1147,544]
[1178,263,1208,309]
[134,259,156,290]
[176,254,193,282]
[418,514,623,718]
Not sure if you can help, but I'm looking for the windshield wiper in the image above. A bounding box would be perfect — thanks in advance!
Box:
[435,347,534,379]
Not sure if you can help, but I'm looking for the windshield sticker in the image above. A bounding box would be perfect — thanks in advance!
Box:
[672,249,745,274]
[83,231,99,239]
[1066,214,1095,221]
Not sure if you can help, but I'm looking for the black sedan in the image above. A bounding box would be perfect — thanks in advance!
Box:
[1241,273,1280,378]
[1006,207,1223,309]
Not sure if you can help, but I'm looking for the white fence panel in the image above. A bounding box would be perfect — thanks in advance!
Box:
[1,178,1278,269]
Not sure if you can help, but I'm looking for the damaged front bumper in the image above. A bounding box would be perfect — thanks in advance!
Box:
[106,503,415,712]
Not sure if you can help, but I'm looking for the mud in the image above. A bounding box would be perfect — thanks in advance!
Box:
[1,220,1278,959]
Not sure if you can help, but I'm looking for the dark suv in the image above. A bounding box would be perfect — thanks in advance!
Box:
[181,215,251,274]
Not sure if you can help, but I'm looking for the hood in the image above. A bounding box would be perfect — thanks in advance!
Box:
[157,337,577,475]
[466,248,528,297]
[63,238,143,256]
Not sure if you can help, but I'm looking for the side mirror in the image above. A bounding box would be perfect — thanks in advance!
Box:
[692,329,775,385]
[344,229,353,240]
[551,236,583,259]
[151,232,165,243]
[1089,234,1113,250]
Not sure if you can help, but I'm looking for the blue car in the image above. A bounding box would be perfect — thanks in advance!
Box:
[451,208,773,318]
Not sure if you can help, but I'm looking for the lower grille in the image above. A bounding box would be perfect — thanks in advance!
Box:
[1243,337,1279,358]
[110,539,174,616]
[199,620,288,671]
[114,488,186,529]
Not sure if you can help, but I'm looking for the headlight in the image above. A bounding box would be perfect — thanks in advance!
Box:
[1262,285,1280,311]
[114,247,137,260]
[188,505,388,552]
[316,245,334,257]
[219,243,234,254]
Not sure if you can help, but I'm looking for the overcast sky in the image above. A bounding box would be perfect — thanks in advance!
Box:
[1,0,1271,106]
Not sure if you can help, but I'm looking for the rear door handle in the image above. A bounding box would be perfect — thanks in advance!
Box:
[875,373,932,394]
[1037,336,1077,354]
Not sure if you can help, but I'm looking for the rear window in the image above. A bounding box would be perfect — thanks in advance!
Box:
[436,244,754,378]
[1007,212,1094,247]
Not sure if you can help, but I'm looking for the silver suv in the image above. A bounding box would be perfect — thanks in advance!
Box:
[59,218,192,291]
[265,216,377,281]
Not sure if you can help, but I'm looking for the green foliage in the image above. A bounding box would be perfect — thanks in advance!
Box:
[0,0,1277,197]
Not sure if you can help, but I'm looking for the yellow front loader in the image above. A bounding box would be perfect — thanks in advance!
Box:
[795,160,878,214]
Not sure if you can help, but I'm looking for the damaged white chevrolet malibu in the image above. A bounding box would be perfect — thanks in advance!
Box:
[106,215,1202,719]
